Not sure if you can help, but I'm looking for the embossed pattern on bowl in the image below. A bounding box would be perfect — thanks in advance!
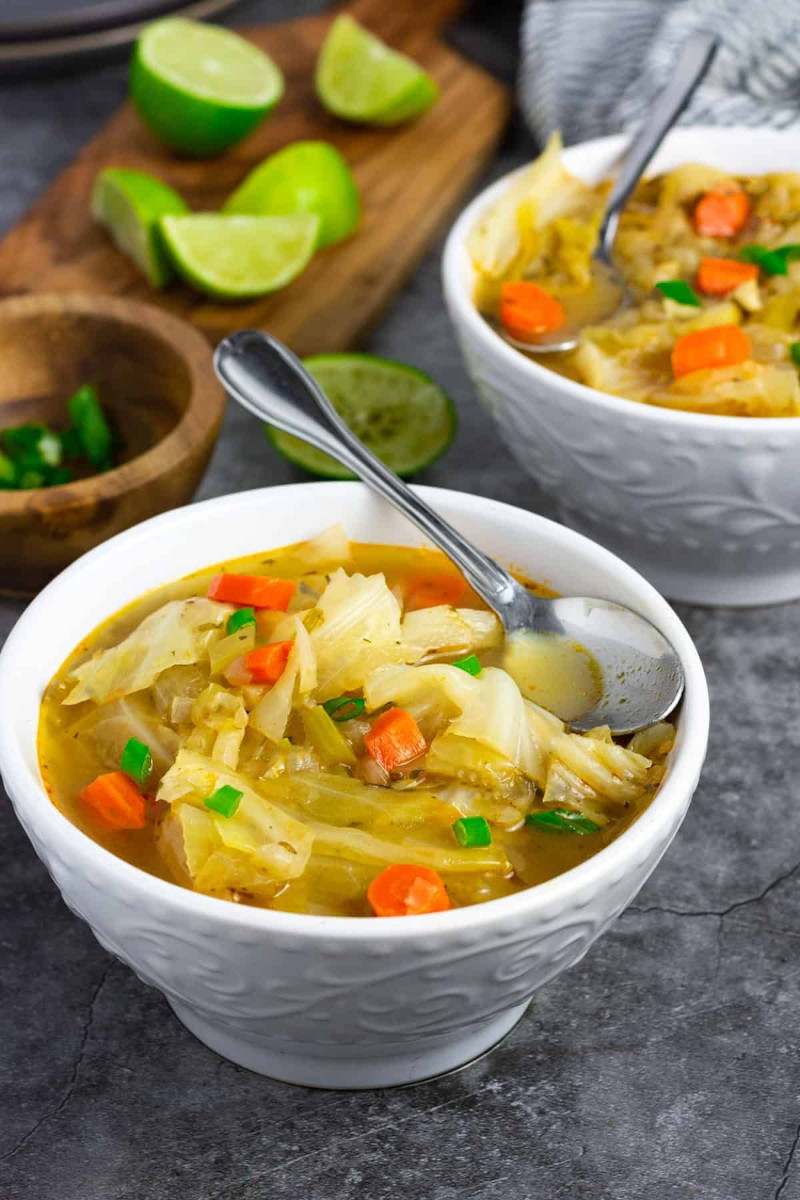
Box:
[443,127,800,606]
[0,484,709,1087]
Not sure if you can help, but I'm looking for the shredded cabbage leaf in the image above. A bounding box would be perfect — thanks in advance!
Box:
[368,663,557,788]
[549,730,651,804]
[446,667,551,786]
[401,605,501,662]
[468,132,594,281]
[157,750,314,892]
[260,769,462,834]
[306,820,510,875]
[297,523,350,567]
[72,693,179,778]
[310,569,411,700]
[250,615,317,742]
[64,599,230,706]
[364,662,479,735]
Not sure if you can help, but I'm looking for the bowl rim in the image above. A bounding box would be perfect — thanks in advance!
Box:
[442,125,800,434]
[0,291,225,515]
[0,482,710,940]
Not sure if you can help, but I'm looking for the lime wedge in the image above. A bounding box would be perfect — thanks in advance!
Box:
[315,16,438,126]
[130,18,284,157]
[159,213,319,300]
[91,167,188,287]
[371,73,439,125]
[266,354,456,478]
[223,141,360,249]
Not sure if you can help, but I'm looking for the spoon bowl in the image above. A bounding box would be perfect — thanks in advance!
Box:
[214,330,685,734]
[508,30,719,355]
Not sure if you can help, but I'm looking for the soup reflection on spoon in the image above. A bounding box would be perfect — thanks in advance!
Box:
[499,261,628,356]
[214,330,685,735]
[504,630,604,724]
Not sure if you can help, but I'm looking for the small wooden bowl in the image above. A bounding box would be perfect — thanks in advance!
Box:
[0,293,225,596]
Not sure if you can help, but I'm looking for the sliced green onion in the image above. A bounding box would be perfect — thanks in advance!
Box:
[120,736,153,786]
[38,430,63,467]
[0,450,16,488]
[452,653,482,676]
[452,816,492,847]
[204,784,243,819]
[776,245,800,264]
[226,606,257,635]
[323,696,366,722]
[739,245,787,276]
[525,809,602,835]
[68,384,113,466]
[655,280,700,307]
[2,424,59,476]
[60,426,82,459]
[3,423,48,459]
[302,705,357,767]
[790,343,800,367]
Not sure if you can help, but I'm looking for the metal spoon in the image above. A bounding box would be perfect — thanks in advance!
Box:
[211,328,681,729]
[214,331,684,733]
[511,30,720,355]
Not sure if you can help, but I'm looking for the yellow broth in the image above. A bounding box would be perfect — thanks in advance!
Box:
[38,538,672,917]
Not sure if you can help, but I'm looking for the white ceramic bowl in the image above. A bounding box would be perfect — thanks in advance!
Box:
[444,127,800,607]
[0,483,708,1088]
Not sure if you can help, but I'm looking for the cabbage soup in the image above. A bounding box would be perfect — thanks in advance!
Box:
[470,133,800,416]
[38,525,675,917]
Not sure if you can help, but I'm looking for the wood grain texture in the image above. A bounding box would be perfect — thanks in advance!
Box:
[0,2,509,354]
[0,292,225,595]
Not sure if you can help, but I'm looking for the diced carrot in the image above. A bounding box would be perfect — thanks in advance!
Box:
[364,707,426,773]
[499,281,565,342]
[697,257,759,295]
[693,187,751,238]
[404,571,468,611]
[208,573,295,610]
[367,864,451,917]
[80,771,147,831]
[671,324,751,379]
[244,640,294,684]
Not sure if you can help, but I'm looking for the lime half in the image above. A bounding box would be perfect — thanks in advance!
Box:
[160,213,319,300]
[267,354,456,478]
[91,167,188,287]
[223,141,360,249]
[315,16,438,127]
[130,18,284,156]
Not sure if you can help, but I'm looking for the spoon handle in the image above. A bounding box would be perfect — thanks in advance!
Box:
[214,331,530,616]
[598,30,719,261]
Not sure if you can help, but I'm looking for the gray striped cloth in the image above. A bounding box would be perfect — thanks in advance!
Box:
[519,0,800,146]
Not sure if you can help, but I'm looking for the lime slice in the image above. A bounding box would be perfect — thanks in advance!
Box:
[315,16,438,126]
[159,213,319,300]
[223,141,360,249]
[266,354,456,478]
[130,18,284,157]
[91,167,188,287]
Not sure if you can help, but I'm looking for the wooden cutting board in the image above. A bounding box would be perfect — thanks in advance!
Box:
[0,0,509,354]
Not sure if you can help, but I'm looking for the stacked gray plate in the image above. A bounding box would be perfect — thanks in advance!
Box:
[0,0,240,75]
